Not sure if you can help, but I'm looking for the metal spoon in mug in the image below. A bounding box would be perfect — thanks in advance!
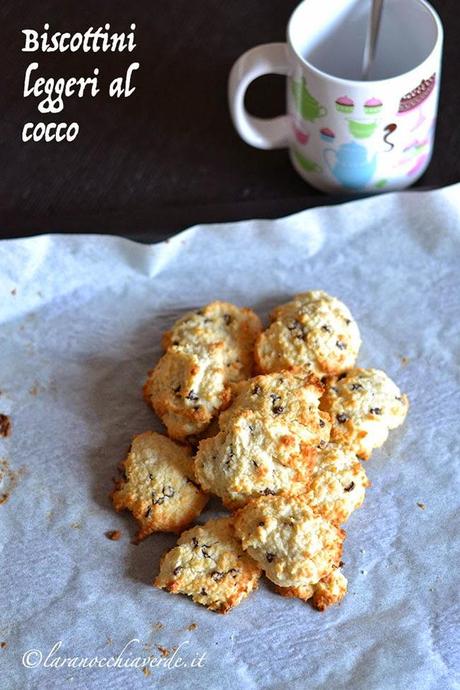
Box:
[362,0,384,80]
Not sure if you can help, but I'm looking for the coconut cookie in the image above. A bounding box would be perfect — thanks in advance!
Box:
[154,517,261,613]
[234,494,345,588]
[194,371,331,509]
[277,567,348,610]
[112,432,208,541]
[255,290,361,378]
[144,302,262,441]
[304,444,369,526]
[321,368,409,460]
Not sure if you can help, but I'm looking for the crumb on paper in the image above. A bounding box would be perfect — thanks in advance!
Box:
[153,622,163,631]
[0,459,25,505]
[70,522,81,530]
[157,645,170,657]
[10,289,16,296]
[106,637,112,645]
[360,570,367,575]
[417,502,426,510]
[400,356,410,366]
[0,642,7,649]
[187,623,198,631]
[143,667,151,677]
[0,415,11,438]
[106,530,121,541]
[29,384,39,396]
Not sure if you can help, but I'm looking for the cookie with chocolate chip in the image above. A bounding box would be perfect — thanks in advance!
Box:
[321,368,409,460]
[112,431,208,540]
[194,371,331,509]
[234,494,345,589]
[277,566,348,610]
[144,301,262,441]
[154,517,261,613]
[304,444,369,526]
[255,290,361,378]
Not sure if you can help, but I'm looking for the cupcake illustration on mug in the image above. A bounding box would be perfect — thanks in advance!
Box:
[320,128,335,142]
[335,96,354,113]
[364,98,383,115]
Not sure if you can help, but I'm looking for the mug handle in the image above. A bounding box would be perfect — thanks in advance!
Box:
[228,43,291,149]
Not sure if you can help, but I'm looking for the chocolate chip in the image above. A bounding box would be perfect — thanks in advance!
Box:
[287,320,305,339]
[266,553,275,563]
[192,537,199,548]
[336,413,349,424]
[395,396,403,402]
[262,488,276,496]
[186,390,199,402]
[163,485,175,498]
[252,385,261,395]
[211,571,224,582]
[338,372,347,380]
[350,383,363,391]
[369,407,382,415]
[153,496,164,505]
[336,340,347,350]
[319,419,325,428]
[200,588,207,596]
[172,340,179,346]
[344,482,355,492]
[223,314,233,325]
[202,548,212,559]
[196,310,204,316]
[173,566,182,575]
[345,319,351,325]
[321,324,332,333]
[148,473,154,480]
[173,384,181,394]
[144,507,152,517]
[272,405,284,415]
[252,460,259,468]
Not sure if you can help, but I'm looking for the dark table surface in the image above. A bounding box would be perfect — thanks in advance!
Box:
[1,0,459,243]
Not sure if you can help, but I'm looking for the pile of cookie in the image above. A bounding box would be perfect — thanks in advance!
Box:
[112,291,408,613]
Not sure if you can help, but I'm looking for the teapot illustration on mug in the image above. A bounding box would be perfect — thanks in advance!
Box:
[323,142,377,189]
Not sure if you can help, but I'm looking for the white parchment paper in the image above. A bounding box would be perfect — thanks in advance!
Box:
[0,185,459,690]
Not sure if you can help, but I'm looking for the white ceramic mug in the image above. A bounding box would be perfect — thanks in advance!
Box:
[229,0,443,193]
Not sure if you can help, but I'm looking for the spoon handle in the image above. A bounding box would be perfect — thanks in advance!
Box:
[362,0,384,80]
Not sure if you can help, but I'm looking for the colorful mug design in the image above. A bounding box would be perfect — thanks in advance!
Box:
[293,149,322,173]
[291,78,327,122]
[323,142,377,189]
[383,123,397,151]
[364,98,383,115]
[292,123,310,145]
[397,74,436,132]
[335,96,354,113]
[347,119,378,139]
[320,127,335,142]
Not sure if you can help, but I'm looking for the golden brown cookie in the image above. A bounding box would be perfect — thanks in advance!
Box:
[255,290,361,378]
[154,517,261,613]
[304,444,369,526]
[277,566,348,610]
[234,494,345,588]
[112,431,208,540]
[320,368,409,459]
[194,371,331,509]
[144,302,262,441]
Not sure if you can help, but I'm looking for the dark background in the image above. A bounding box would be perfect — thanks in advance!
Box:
[1,0,458,242]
